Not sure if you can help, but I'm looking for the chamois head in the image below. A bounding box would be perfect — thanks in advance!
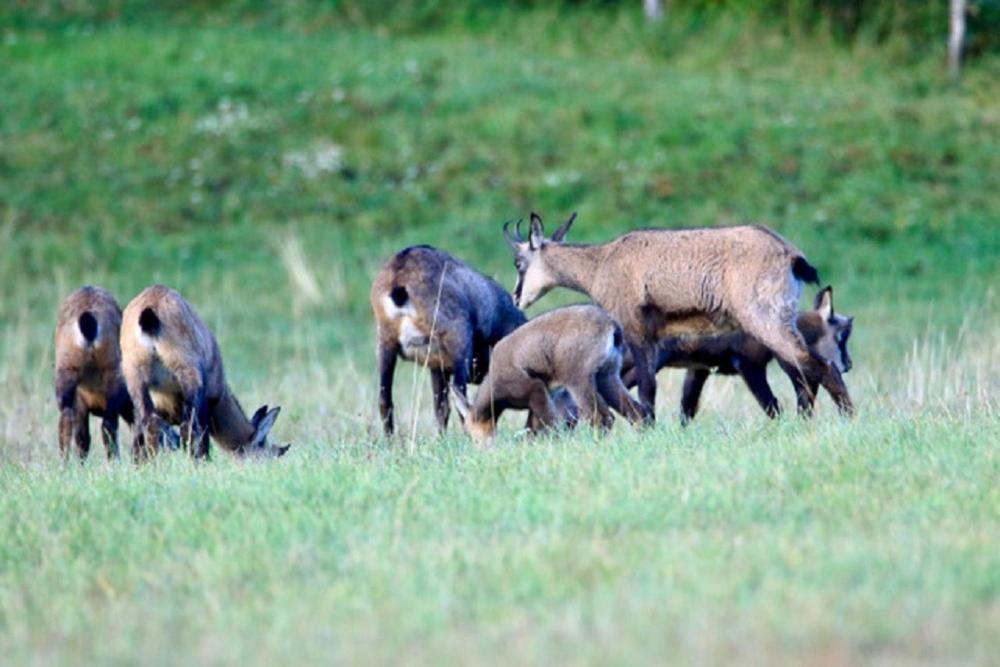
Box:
[244,405,291,458]
[801,287,854,374]
[504,211,576,309]
[449,386,496,447]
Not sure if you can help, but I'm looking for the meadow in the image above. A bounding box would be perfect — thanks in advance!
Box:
[0,4,998,664]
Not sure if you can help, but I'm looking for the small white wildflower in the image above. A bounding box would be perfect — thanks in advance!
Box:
[283,141,344,180]
[331,88,346,102]
[404,59,419,74]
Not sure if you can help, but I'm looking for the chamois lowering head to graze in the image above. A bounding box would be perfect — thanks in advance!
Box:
[120,285,289,461]
[450,305,650,447]
[621,286,854,422]
[54,286,133,460]
[505,212,854,420]
[370,245,526,436]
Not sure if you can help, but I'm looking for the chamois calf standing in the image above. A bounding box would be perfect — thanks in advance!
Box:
[370,245,526,436]
[54,286,133,460]
[450,305,649,447]
[505,213,854,420]
[120,285,289,460]
[622,286,854,421]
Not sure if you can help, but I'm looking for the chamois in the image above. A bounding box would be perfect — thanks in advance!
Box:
[505,212,854,420]
[370,245,526,436]
[54,286,133,460]
[120,285,289,460]
[621,286,854,421]
[450,305,650,446]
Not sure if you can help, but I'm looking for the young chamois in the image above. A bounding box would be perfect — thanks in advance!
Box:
[505,212,854,421]
[621,286,854,421]
[54,286,133,460]
[450,305,650,447]
[370,245,526,436]
[120,285,290,460]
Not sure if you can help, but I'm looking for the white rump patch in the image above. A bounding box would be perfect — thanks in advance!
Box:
[74,322,94,348]
[382,293,416,320]
[137,322,157,349]
[399,317,428,348]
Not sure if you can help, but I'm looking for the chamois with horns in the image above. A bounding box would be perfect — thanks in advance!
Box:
[504,213,854,420]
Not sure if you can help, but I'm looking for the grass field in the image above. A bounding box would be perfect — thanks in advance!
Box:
[1,6,998,664]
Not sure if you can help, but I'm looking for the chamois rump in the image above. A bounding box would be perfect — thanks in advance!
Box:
[54,286,134,460]
[505,212,854,421]
[450,304,650,447]
[120,285,289,460]
[370,245,526,436]
[621,286,854,421]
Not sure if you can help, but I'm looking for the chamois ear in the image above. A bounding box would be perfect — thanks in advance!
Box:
[529,212,545,250]
[250,405,269,429]
[450,386,471,422]
[815,286,834,320]
[551,211,577,242]
[250,406,281,448]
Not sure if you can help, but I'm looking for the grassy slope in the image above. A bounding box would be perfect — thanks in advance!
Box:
[0,11,998,665]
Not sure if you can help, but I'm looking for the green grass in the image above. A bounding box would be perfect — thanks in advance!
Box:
[0,7,998,665]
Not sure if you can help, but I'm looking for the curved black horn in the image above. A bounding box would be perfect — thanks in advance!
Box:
[514,218,525,242]
[552,211,577,242]
[503,220,518,248]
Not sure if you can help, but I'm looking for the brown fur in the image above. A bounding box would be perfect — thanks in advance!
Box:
[370,245,526,436]
[54,286,133,460]
[451,305,650,446]
[507,213,854,420]
[621,286,854,421]
[120,285,289,460]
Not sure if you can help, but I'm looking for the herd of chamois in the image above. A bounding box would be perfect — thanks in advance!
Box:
[54,212,854,460]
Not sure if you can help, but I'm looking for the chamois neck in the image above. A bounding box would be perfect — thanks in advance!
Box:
[209,387,255,451]
[544,243,604,296]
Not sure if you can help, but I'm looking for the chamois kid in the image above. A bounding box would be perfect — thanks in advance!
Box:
[622,286,854,421]
[505,213,854,420]
[450,305,649,446]
[370,245,526,436]
[54,286,133,459]
[120,285,289,460]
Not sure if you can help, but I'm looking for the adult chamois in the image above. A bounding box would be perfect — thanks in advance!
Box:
[370,245,526,436]
[621,286,854,421]
[54,286,134,460]
[505,213,854,420]
[450,304,649,446]
[120,285,289,460]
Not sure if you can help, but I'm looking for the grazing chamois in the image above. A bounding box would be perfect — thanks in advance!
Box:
[120,285,290,460]
[621,286,854,421]
[54,286,133,460]
[370,245,526,436]
[504,212,854,420]
[450,305,650,447]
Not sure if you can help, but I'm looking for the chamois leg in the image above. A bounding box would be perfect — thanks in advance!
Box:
[738,362,781,419]
[130,385,160,463]
[430,367,451,433]
[568,381,615,431]
[526,382,560,433]
[376,340,399,437]
[175,369,209,459]
[737,304,854,417]
[680,369,710,425]
[73,405,92,461]
[777,359,816,416]
[100,413,120,460]
[596,368,649,426]
[56,380,78,460]
[629,342,657,422]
